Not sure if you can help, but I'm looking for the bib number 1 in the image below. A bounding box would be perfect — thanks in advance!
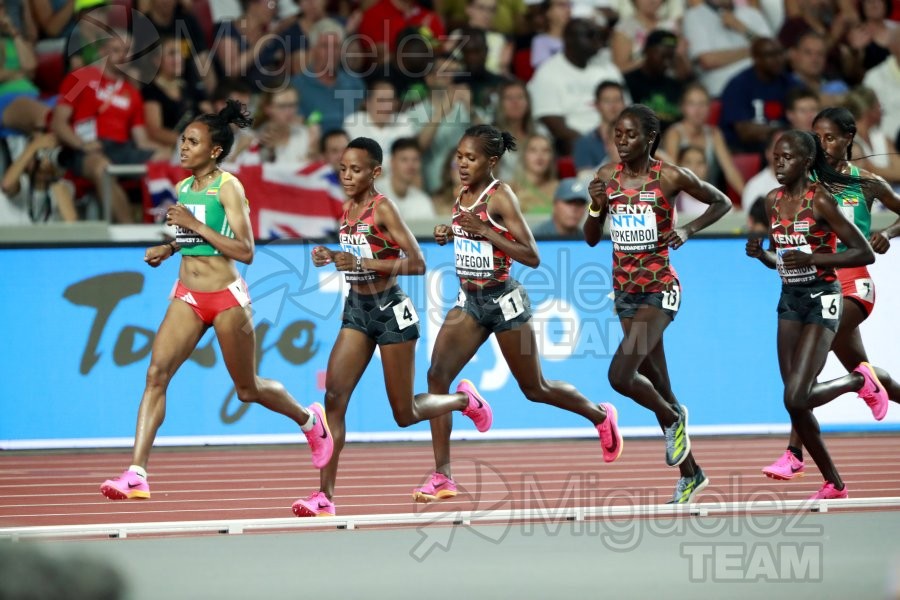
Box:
[499,287,525,321]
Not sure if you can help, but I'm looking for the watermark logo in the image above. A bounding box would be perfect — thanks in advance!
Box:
[681,542,823,583]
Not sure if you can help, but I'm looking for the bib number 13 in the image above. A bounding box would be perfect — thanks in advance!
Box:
[661,285,681,311]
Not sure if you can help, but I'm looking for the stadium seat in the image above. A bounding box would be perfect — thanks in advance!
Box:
[557,155,576,179]
[728,152,762,208]
[512,48,535,83]
[34,51,64,99]
[708,98,722,126]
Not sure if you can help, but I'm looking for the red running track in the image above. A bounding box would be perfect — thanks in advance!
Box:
[2,435,899,529]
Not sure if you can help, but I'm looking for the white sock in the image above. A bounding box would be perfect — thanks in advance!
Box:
[300,411,317,432]
[128,465,147,479]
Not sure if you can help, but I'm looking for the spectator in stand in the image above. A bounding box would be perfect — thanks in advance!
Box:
[531,176,588,239]
[844,85,900,184]
[0,132,74,222]
[385,26,437,107]
[673,145,712,218]
[846,0,897,71]
[442,0,526,37]
[719,37,794,153]
[511,132,557,214]
[142,36,211,154]
[275,0,331,74]
[134,0,213,95]
[51,32,169,223]
[250,86,318,165]
[212,0,302,92]
[528,17,623,155]
[291,19,363,137]
[342,77,416,179]
[356,0,445,68]
[493,79,536,181]
[64,0,111,73]
[624,29,684,133]
[431,147,462,215]
[30,0,76,40]
[862,27,900,147]
[784,86,821,130]
[530,0,571,69]
[405,55,474,193]
[378,137,436,221]
[573,80,624,178]
[451,26,508,116]
[787,31,850,106]
[741,127,782,219]
[682,0,773,97]
[3,0,36,41]
[319,128,349,177]
[778,0,863,82]
[0,6,51,135]
[662,83,745,197]
[447,0,513,76]
[610,0,676,74]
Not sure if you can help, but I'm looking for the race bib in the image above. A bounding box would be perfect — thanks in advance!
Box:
[661,284,681,311]
[456,289,466,308]
[392,297,419,330]
[340,236,376,282]
[227,279,251,307]
[609,203,658,252]
[498,287,525,321]
[175,204,206,245]
[854,278,874,302]
[776,245,816,284]
[820,293,841,320]
[455,236,494,279]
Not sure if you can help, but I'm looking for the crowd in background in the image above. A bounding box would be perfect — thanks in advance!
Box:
[0,0,899,238]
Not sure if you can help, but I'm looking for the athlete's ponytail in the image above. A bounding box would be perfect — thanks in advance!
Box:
[812,107,856,161]
[785,130,871,195]
[191,99,254,164]
[464,124,518,159]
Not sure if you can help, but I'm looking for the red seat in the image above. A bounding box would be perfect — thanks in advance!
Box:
[34,51,64,99]
[512,48,535,83]
[727,152,762,208]
[557,155,576,179]
[707,99,722,126]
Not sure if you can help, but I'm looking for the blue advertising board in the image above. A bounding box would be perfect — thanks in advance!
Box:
[2,238,897,449]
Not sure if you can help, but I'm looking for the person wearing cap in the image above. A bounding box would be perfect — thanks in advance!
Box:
[531,177,588,238]
[624,29,685,133]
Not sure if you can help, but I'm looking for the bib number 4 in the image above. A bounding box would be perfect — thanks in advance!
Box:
[392,298,419,330]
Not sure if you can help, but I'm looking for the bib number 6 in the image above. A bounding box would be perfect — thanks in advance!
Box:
[820,293,841,320]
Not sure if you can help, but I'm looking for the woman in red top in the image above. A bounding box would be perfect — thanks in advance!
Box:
[585,105,732,504]
[293,137,492,517]
[746,130,876,500]
[414,124,624,504]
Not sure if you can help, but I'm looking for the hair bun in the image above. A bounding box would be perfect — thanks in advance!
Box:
[218,99,253,130]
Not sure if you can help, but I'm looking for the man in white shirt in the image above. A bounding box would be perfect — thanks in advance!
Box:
[377,137,436,222]
[862,28,900,146]
[682,0,772,97]
[527,18,624,155]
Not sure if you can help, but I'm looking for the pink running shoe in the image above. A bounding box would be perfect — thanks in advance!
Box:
[292,491,335,517]
[808,481,848,500]
[854,362,889,421]
[762,450,805,480]
[596,403,623,463]
[412,472,458,503]
[100,470,150,500]
[304,403,334,469]
[458,379,493,432]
